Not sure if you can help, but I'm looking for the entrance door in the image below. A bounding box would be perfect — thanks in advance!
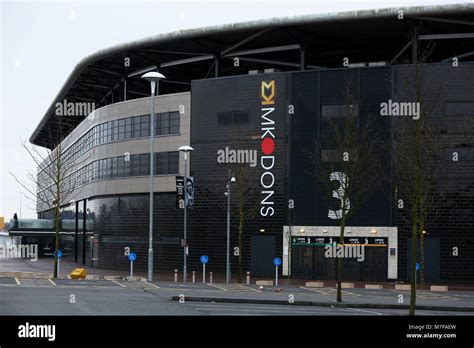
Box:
[251,235,275,278]
[291,245,387,281]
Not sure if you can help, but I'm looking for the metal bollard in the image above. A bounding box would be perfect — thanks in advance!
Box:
[246,271,250,285]
[174,269,178,283]
[192,271,195,283]
[210,272,213,284]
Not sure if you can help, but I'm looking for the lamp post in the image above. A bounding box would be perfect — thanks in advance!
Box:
[224,170,236,284]
[142,71,166,282]
[179,145,194,282]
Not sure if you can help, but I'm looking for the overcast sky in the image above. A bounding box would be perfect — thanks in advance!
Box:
[0,0,471,220]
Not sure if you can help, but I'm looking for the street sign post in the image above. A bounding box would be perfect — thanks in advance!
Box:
[200,255,208,283]
[273,257,281,286]
[54,250,62,276]
[415,262,420,288]
[128,252,137,279]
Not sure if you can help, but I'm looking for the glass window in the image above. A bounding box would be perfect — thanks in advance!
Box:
[124,155,131,176]
[101,159,107,179]
[131,155,140,176]
[100,123,106,144]
[113,120,119,141]
[117,156,125,177]
[105,158,112,178]
[156,153,168,175]
[93,161,98,181]
[125,118,132,139]
[106,121,113,142]
[161,113,170,135]
[169,152,179,174]
[139,153,149,175]
[169,112,180,134]
[110,157,117,178]
[133,117,141,138]
[140,115,150,137]
[154,114,160,135]
[118,119,126,140]
[97,160,102,180]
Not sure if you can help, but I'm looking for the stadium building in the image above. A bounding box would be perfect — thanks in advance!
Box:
[23,4,474,282]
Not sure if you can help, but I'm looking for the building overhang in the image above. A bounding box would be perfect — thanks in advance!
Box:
[30,4,474,149]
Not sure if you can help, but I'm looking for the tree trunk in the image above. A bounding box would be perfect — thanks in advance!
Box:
[336,215,346,303]
[287,228,292,286]
[53,204,60,279]
[420,222,425,289]
[238,210,243,283]
[409,214,418,316]
[287,209,292,285]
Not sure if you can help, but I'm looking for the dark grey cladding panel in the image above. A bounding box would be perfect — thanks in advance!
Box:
[290,68,394,227]
[288,71,319,227]
[190,74,287,271]
[393,63,474,281]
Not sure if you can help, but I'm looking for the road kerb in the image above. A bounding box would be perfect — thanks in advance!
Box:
[170,296,474,312]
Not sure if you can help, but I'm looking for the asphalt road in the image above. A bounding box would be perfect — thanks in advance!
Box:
[1,278,473,316]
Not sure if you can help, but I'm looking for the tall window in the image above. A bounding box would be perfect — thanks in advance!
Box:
[155,111,180,135]
[140,115,150,137]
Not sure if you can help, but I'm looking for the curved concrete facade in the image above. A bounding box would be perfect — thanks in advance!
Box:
[37,92,190,213]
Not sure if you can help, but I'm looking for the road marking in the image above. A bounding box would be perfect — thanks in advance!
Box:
[299,286,326,294]
[237,284,262,292]
[299,287,361,297]
[144,281,160,288]
[48,279,57,286]
[15,278,21,286]
[192,306,345,315]
[348,307,383,315]
[207,283,228,291]
[156,287,220,292]
[112,280,127,288]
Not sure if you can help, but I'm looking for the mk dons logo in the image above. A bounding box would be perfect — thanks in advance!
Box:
[261,81,275,105]
[260,80,276,217]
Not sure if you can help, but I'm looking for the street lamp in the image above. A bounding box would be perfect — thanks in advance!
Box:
[142,71,166,282]
[179,145,194,282]
[224,171,236,284]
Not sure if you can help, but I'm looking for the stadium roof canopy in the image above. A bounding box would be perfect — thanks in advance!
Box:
[30,4,474,149]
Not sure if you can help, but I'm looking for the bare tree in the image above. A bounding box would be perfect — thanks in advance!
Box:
[392,30,449,315]
[11,115,85,278]
[284,199,294,284]
[309,79,384,303]
[233,164,258,283]
[219,131,258,283]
